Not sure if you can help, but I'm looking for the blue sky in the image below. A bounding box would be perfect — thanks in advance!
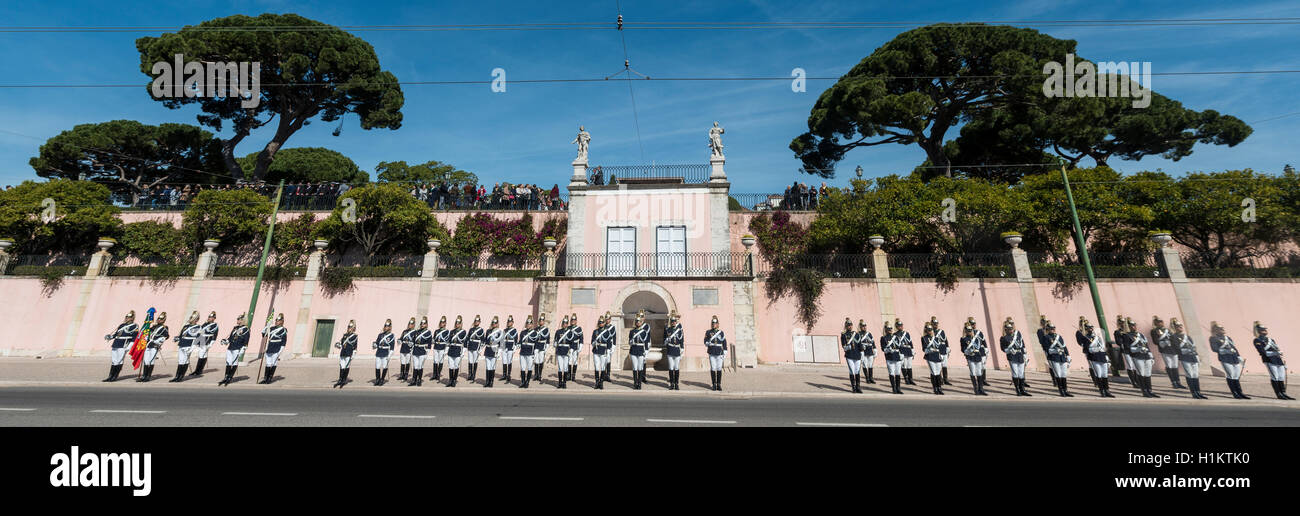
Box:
[0,0,1297,193]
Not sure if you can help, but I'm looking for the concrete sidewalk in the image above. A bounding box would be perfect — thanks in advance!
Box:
[1,357,1295,408]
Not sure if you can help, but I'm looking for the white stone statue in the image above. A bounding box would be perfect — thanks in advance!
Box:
[708,121,725,158]
[572,125,591,162]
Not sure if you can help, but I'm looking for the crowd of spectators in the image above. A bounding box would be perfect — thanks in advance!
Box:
[779,181,831,211]
[122,180,566,212]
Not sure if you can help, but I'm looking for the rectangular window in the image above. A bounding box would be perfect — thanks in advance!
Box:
[606,226,636,276]
[656,225,686,275]
[571,288,597,306]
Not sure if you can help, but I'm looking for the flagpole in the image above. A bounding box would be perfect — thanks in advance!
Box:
[1061,166,1117,375]
[250,181,285,384]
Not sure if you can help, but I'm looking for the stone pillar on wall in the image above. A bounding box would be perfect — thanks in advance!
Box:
[1006,234,1048,372]
[870,237,894,325]
[86,238,115,278]
[418,239,441,316]
[537,279,560,367]
[61,238,115,356]
[289,240,327,357]
[183,240,221,325]
[0,239,13,275]
[1153,235,1221,376]
[731,280,759,368]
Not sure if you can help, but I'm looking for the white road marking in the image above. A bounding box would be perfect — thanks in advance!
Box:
[646,418,737,424]
[962,425,999,427]
[0,408,36,412]
[222,412,297,416]
[90,409,166,414]
[358,414,436,419]
[498,416,584,421]
[795,422,888,427]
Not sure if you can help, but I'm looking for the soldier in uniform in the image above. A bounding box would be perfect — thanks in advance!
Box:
[967,318,991,387]
[260,313,288,384]
[483,316,502,388]
[599,312,615,383]
[499,316,519,384]
[332,320,358,388]
[840,318,862,393]
[895,319,915,385]
[930,316,951,385]
[664,311,685,390]
[1127,317,1158,398]
[217,313,250,386]
[1151,316,1183,389]
[881,323,902,394]
[1037,316,1059,390]
[1000,318,1030,397]
[408,317,433,387]
[628,311,651,390]
[373,319,395,386]
[534,313,551,384]
[138,312,169,382]
[431,316,450,382]
[1209,322,1249,400]
[568,313,584,384]
[1043,321,1072,397]
[1077,317,1114,397]
[171,311,202,382]
[921,322,944,395]
[1115,315,1136,388]
[103,310,139,382]
[465,315,486,384]
[591,313,616,390]
[705,315,728,391]
[445,315,467,387]
[1253,322,1293,400]
[857,320,875,384]
[397,317,416,381]
[960,322,988,396]
[1170,319,1207,399]
[194,311,219,377]
[553,315,572,389]
[518,315,538,388]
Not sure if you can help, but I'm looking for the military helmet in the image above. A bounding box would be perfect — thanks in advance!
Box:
[408,317,417,326]
[669,311,679,323]
[420,316,429,326]
[189,311,200,323]
[635,310,645,322]
[208,311,217,319]
[1078,316,1091,329]
[1152,315,1164,325]
[571,313,578,324]
[844,317,853,329]
[526,315,534,325]
[455,315,463,325]
[539,313,548,323]
[1045,321,1056,330]
[858,318,867,329]
[1170,317,1183,330]
[157,311,168,323]
[125,310,136,322]
[275,313,284,324]
[1254,321,1267,336]
[965,316,976,328]
[506,315,514,324]
[711,315,719,325]
[384,318,392,328]
[561,315,570,325]
[894,318,903,328]
[473,315,481,324]
[491,315,499,326]
[347,319,356,330]
[1003,317,1015,330]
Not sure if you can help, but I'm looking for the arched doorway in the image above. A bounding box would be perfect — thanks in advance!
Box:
[611,283,678,370]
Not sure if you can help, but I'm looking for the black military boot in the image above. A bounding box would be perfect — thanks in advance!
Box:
[193,357,207,377]
[1057,378,1068,397]
[1270,380,1285,400]
[603,364,611,382]
[104,364,119,382]
[1281,382,1295,401]
[1102,377,1115,397]
[863,368,873,384]
[906,369,917,385]
[633,369,642,390]
[485,371,494,388]
[931,375,943,395]
[521,370,531,388]
[1168,369,1183,389]
[980,371,989,387]
[449,369,459,387]
[942,366,952,386]
[1062,378,1072,397]
[168,364,185,382]
[895,375,905,394]
[1188,378,1206,399]
[340,368,350,388]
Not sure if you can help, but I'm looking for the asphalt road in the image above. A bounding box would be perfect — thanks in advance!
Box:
[1,385,1297,426]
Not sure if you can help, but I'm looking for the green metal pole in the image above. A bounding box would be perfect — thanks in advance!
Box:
[247,180,284,382]
[1061,166,1117,375]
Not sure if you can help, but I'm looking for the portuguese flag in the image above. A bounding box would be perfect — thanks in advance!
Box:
[128,307,156,369]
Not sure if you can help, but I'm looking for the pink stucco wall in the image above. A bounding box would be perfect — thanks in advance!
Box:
[119,210,566,234]
[583,190,715,255]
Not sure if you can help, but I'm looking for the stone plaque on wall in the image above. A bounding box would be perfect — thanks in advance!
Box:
[571,287,597,306]
[692,287,719,306]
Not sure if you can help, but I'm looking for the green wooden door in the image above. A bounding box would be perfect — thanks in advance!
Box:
[312,320,335,358]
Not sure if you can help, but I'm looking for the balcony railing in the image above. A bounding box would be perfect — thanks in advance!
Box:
[558,251,751,277]
[588,164,711,185]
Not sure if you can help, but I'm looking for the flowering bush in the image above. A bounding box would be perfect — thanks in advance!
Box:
[445,213,567,258]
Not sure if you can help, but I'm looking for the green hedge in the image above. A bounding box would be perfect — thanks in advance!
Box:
[439,268,540,278]
[212,266,306,280]
[344,265,421,278]
[11,265,87,277]
[1031,264,1162,279]
[105,265,196,278]
[1186,267,1300,278]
